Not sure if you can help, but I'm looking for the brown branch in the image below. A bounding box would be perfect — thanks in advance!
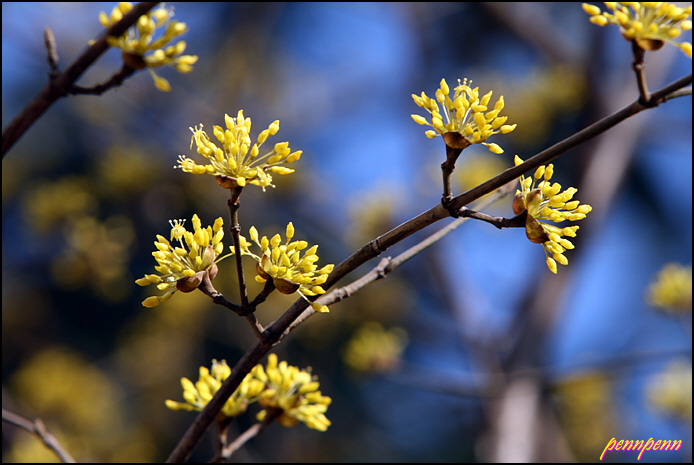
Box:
[2,408,76,463]
[2,2,159,157]
[165,75,692,462]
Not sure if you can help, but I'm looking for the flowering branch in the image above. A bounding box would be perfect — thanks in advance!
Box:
[1,2,159,157]
[165,74,691,462]
[2,409,75,463]
[445,73,691,215]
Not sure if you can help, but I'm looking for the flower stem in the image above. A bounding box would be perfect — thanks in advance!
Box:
[226,186,264,336]
[70,64,136,95]
[441,143,464,214]
[457,207,527,229]
[227,186,249,307]
[631,41,650,104]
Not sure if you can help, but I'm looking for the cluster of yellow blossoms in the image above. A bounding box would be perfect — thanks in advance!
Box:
[582,2,692,57]
[647,263,692,313]
[99,2,198,91]
[343,322,408,374]
[135,214,226,307]
[177,111,302,190]
[513,156,592,274]
[647,359,692,421]
[411,78,517,153]
[166,355,331,432]
[253,354,332,431]
[165,359,264,419]
[234,222,334,313]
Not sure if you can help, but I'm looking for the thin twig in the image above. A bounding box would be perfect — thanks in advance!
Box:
[165,75,692,463]
[2,2,159,157]
[196,272,264,336]
[210,408,281,462]
[249,279,276,308]
[287,181,517,333]
[243,313,264,337]
[43,27,59,80]
[69,64,136,95]
[211,418,232,463]
[457,207,526,229]
[2,409,76,463]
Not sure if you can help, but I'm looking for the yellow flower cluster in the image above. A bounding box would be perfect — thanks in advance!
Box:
[253,354,332,432]
[234,222,333,312]
[552,371,616,462]
[99,2,198,91]
[343,322,408,373]
[412,78,517,153]
[647,263,692,313]
[165,359,264,418]
[513,156,592,274]
[166,355,332,432]
[135,214,226,307]
[647,359,692,421]
[582,2,692,57]
[177,111,302,190]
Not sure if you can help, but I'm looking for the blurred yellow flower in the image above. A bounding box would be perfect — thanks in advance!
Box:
[647,263,692,314]
[552,371,617,462]
[253,353,332,431]
[6,347,153,462]
[177,111,302,190]
[513,156,592,274]
[412,78,516,153]
[135,214,227,307]
[582,2,692,57]
[647,359,692,421]
[343,322,408,373]
[23,177,96,232]
[99,2,198,90]
[165,359,265,419]
[51,215,134,302]
[239,222,334,312]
